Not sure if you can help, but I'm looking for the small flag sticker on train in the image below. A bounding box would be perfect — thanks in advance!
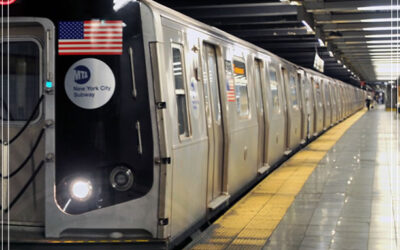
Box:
[226,79,236,102]
[58,20,123,55]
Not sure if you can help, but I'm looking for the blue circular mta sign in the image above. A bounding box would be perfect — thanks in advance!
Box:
[65,58,116,109]
[73,65,91,84]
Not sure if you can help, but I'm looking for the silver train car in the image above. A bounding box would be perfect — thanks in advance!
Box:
[2,0,365,247]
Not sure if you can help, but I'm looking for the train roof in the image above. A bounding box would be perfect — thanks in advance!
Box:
[140,0,357,88]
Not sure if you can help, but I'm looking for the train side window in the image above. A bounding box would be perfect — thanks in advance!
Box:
[172,46,191,138]
[233,58,249,117]
[289,74,298,107]
[1,41,41,122]
[268,67,280,112]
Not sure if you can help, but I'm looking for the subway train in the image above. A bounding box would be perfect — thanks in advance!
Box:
[2,0,365,247]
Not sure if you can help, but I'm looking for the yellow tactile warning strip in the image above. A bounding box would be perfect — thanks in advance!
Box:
[189,109,367,250]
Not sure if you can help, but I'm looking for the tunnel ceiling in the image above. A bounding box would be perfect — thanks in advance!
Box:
[155,0,396,86]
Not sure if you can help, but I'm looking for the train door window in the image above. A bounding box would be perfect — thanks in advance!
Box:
[233,58,249,117]
[172,45,191,138]
[254,59,263,114]
[303,77,311,112]
[331,85,336,106]
[324,83,330,105]
[1,41,41,122]
[206,46,222,123]
[289,74,298,107]
[269,67,280,113]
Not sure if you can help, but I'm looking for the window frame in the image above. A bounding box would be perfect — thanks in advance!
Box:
[254,58,264,114]
[268,65,281,114]
[171,43,192,141]
[232,56,250,119]
[288,73,299,109]
[2,37,43,126]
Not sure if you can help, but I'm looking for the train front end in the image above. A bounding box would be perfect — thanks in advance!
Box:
[3,0,162,242]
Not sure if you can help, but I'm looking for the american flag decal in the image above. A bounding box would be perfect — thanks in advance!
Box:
[58,20,123,55]
[227,78,236,102]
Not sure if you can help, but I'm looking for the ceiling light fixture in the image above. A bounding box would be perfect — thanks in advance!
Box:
[318,38,325,47]
[302,20,314,34]
[363,27,396,31]
[361,18,400,23]
[358,5,400,11]
[365,34,400,38]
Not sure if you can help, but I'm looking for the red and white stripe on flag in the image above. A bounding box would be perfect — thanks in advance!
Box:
[227,79,236,102]
[58,20,123,55]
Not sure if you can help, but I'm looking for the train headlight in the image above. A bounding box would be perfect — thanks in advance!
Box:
[110,166,134,191]
[70,178,92,201]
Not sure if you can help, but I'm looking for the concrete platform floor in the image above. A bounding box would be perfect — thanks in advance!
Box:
[264,105,399,250]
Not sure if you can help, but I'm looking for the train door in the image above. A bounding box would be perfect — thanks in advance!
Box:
[298,70,313,142]
[2,19,54,226]
[253,59,266,172]
[281,67,290,153]
[202,43,224,205]
[265,62,285,166]
[281,66,301,153]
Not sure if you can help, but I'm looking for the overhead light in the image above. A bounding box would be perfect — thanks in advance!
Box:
[302,20,314,34]
[369,52,398,55]
[366,40,398,44]
[365,34,400,38]
[369,48,400,52]
[367,45,399,48]
[318,38,325,47]
[337,60,342,64]
[343,65,347,68]
[358,5,400,11]
[113,0,134,11]
[328,51,334,57]
[361,18,400,23]
[289,1,301,5]
[363,27,395,31]
[347,69,351,72]
[280,0,301,5]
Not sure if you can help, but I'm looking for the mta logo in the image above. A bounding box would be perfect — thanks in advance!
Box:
[74,65,91,84]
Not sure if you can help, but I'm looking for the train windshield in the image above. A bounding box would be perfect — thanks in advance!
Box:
[1,41,41,122]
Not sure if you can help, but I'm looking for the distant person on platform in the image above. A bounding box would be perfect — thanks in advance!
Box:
[365,96,372,110]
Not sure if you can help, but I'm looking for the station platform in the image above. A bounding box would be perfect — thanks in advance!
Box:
[186,105,399,250]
